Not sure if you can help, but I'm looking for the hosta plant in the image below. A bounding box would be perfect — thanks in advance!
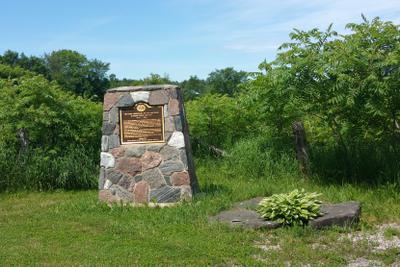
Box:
[258,189,322,226]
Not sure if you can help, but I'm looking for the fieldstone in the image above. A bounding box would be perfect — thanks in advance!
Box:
[109,107,119,124]
[159,160,185,175]
[133,181,150,204]
[141,151,162,171]
[163,104,169,117]
[146,143,165,152]
[210,209,281,230]
[149,90,169,105]
[180,149,188,169]
[99,167,106,189]
[134,174,143,183]
[180,186,192,201]
[150,186,181,203]
[99,189,119,203]
[174,116,182,131]
[116,93,134,108]
[108,135,120,149]
[141,168,166,188]
[103,179,112,189]
[168,99,180,115]
[110,184,133,202]
[171,171,190,186]
[116,157,142,177]
[101,136,109,152]
[100,152,115,168]
[130,91,149,103]
[113,124,119,135]
[310,201,361,229]
[164,131,173,142]
[160,145,180,161]
[110,147,125,157]
[164,176,171,185]
[168,131,185,149]
[106,169,123,184]
[168,87,178,99]
[103,93,119,111]
[103,111,109,122]
[102,122,116,135]
[164,117,175,132]
[118,175,133,190]
[125,145,146,157]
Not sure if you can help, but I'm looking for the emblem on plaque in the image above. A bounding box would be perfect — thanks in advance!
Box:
[136,103,146,112]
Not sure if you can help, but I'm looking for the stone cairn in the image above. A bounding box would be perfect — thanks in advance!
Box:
[99,85,198,205]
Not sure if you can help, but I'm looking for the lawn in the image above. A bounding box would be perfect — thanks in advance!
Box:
[1,160,400,266]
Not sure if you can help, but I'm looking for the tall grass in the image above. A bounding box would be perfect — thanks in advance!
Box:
[0,145,98,192]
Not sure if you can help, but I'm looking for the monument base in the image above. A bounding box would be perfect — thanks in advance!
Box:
[99,85,198,204]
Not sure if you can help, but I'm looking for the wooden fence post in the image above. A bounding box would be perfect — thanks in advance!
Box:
[292,121,309,176]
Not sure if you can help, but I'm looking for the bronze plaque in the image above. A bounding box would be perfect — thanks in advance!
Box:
[120,103,164,144]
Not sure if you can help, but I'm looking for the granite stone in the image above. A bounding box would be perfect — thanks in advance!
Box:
[133,181,150,204]
[160,145,180,161]
[108,135,120,149]
[149,90,169,105]
[130,91,150,103]
[102,122,116,135]
[116,93,134,108]
[159,160,185,175]
[150,186,181,203]
[110,184,133,202]
[141,168,166,188]
[168,131,185,148]
[171,171,190,186]
[116,157,142,177]
[125,145,146,157]
[140,151,162,171]
[101,136,109,152]
[100,152,115,168]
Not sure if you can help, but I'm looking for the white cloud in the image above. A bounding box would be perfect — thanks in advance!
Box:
[195,0,400,54]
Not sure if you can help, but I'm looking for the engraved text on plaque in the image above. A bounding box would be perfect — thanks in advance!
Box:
[120,103,164,144]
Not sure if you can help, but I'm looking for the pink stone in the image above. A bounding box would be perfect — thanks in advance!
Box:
[171,171,190,186]
[99,190,119,203]
[116,157,142,177]
[110,147,125,157]
[141,151,162,171]
[133,181,150,204]
[103,93,119,111]
[168,99,180,115]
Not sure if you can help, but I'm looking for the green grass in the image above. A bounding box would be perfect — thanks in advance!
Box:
[0,159,399,266]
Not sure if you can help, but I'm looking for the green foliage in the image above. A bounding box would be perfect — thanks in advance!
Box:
[241,17,400,182]
[180,75,208,100]
[207,67,248,96]
[186,93,248,154]
[45,50,110,100]
[0,63,35,79]
[0,65,102,191]
[258,189,322,226]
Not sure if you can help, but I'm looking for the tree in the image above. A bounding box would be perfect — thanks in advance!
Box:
[45,50,110,99]
[180,75,208,100]
[207,67,248,96]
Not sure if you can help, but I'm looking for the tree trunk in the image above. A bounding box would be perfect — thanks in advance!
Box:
[17,128,29,156]
[292,121,309,176]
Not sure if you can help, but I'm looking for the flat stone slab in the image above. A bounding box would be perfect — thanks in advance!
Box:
[209,208,281,230]
[210,197,361,230]
[310,201,361,229]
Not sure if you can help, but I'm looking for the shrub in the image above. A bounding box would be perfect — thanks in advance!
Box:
[258,189,322,226]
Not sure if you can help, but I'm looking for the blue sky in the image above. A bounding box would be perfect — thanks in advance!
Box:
[1,0,399,81]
